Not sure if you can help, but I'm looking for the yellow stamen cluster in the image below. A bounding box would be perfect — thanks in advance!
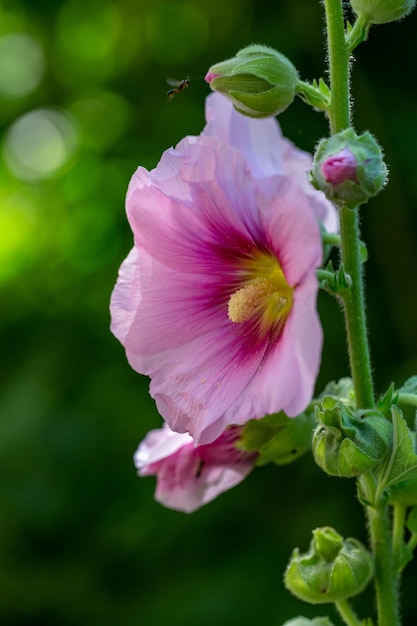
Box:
[227,254,293,337]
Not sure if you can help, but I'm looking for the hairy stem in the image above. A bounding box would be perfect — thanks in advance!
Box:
[323,0,374,409]
[324,2,399,625]
[335,598,362,626]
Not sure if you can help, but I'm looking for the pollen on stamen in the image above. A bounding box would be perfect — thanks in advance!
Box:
[228,277,276,323]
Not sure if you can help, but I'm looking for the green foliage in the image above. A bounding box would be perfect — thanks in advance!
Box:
[1,1,417,625]
[374,406,417,501]
[238,412,315,466]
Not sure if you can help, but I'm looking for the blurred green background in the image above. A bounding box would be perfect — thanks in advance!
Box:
[1,0,417,624]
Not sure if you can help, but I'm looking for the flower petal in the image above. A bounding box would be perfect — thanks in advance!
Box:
[134,424,255,513]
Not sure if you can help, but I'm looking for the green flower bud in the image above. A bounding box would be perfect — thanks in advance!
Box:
[312,400,392,477]
[283,617,334,626]
[312,128,388,208]
[205,44,299,118]
[284,527,373,604]
[350,0,416,24]
[318,378,356,409]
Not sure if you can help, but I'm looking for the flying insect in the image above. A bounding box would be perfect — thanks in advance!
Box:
[166,76,190,100]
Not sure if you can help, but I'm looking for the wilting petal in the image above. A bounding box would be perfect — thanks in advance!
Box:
[135,424,256,513]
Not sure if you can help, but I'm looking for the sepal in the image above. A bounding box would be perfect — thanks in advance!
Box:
[318,261,352,295]
[312,400,392,477]
[284,527,373,604]
[297,79,331,113]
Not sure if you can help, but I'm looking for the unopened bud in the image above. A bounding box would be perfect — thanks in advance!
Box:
[284,527,373,604]
[205,44,299,118]
[312,399,392,477]
[350,0,416,24]
[320,146,357,186]
[312,128,388,208]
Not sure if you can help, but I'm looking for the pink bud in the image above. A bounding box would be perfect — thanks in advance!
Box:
[320,146,357,186]
[204,71,220,84]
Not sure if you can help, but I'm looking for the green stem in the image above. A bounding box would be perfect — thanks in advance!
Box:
[323,0,351,133]
[323,0,375,409]
[323,2,398,625]
[392,502,407,572]
[322,232,341,247]
[346,13,370,52]
[366,501,400,626]
[335,598,362,626]
[398,392,417,408]
[339,208,375,408]
[316,269,337,283]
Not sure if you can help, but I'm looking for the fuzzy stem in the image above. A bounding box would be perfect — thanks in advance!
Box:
[323,0,375,409]
[335,598,362,626]
[338,208,375,408]
[323,2,399,625]
[398,392,417,408]
[366,501,400,626]
[392,502,407,573]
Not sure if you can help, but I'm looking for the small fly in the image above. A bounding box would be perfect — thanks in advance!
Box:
[166,76,190,100]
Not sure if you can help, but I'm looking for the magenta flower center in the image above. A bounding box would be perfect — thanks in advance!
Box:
[227,252,293,338]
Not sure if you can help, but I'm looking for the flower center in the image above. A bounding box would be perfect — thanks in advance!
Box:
[227,255,293,336]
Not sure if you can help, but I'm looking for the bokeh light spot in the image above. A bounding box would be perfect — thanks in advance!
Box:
[54,0,123,83]
[0,33,45,98]
[146,3,209,65]
[0,188,38,283]
[3,109,79,181]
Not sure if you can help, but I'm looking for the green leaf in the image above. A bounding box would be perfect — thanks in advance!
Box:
[238,412,315,466]
[375,406,417,500]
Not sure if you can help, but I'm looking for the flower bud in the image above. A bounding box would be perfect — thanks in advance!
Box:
[312,128,388,208]
[312,400,392,477]
[205,44,299,118]
[284,527,373,604]
[350,0,416,24]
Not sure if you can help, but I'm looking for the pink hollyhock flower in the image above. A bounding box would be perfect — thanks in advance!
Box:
[111,93,333,444]
[134,423,256,513]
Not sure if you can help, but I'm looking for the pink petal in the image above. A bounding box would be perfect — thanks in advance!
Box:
[134,424,255,513]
